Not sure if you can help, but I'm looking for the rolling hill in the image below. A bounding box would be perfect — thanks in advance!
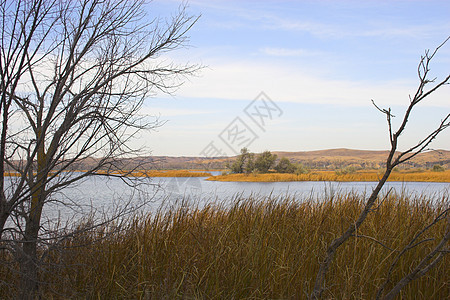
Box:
[146,148,450,170]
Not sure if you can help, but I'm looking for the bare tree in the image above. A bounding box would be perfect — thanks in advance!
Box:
[0,0,199,297]
[310,37,450,299]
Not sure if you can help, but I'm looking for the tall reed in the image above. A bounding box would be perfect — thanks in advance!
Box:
[0,192,447,299]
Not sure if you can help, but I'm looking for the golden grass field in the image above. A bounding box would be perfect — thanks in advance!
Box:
[5,169,450,182]
[208,170,450,182]
[1,192,447,299]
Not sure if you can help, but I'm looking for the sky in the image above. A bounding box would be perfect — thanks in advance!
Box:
[141,0,450,157]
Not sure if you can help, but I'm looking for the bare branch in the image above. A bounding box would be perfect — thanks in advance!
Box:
[380,214,449,300]
[376,208,449,299]
[310,37,450,299]
[372,100,395,145]
[0,1,200,297]
[352,233,398,252]
[394,114,450,165]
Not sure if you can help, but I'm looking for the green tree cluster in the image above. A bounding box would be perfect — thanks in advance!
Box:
[230,149,309,174]
[229,148,252,174]
[255,151,278,173]
[229,148,277,174]
[274,157,296,173]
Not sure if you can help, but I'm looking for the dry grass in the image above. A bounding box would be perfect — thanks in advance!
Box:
[1,192,448,299]
[2,171,21,177]
[208,170,450,182]
[5,169,449,181]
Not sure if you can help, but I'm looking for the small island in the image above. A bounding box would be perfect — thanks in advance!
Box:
[206,148,450,182]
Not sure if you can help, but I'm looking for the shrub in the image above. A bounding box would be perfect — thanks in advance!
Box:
[432,164,445,172]
[275,157,296,173]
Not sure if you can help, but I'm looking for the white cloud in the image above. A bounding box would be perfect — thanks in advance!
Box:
[140,107,214,117]
[178,59,450,108]
[260,47,321,57]
[189,0,449,40]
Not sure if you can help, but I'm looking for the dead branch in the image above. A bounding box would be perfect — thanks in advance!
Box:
[309,37,450,299]
[376,208,449,299]
[0,1,200,298]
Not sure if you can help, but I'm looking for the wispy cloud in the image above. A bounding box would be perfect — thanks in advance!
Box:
[178,59,449,108]
[261,14,448,40]
[190,0,449,40]
[260,47,322,57]
[148,0,450,155]
[141,107,214,117]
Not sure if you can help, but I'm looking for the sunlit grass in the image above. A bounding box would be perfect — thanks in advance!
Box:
[5,169,449,181]
[2,172,21,177]
[208,170,450,182]
[1,192,447,299]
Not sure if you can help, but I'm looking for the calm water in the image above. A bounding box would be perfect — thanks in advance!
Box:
[38,175,449,223]
[5,175,448,224]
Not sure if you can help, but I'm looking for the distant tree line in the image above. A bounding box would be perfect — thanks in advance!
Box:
[228,148,310,174]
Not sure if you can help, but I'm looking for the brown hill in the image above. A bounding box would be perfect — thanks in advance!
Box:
[271,148,450,170]
[21,148,443,171]
[142,148,449,170]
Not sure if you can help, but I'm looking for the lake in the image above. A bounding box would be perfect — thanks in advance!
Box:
[41,176,449,224]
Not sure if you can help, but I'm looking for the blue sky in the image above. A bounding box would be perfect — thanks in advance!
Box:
[143,0,450,156]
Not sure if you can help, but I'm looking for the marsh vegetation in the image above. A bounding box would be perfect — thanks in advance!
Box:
[0,191,447,299]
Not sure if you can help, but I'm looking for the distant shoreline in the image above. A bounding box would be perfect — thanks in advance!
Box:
[5,169,449,183]
[206,170,450,183]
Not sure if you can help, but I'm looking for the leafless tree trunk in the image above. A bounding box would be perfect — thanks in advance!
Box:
[0,0,199,298]
[309,37,450,299]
